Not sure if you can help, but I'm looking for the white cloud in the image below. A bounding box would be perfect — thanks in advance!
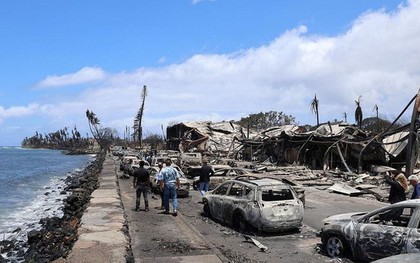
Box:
[36,67,106,88]
[191,0,214,5]
[0,103,41,122]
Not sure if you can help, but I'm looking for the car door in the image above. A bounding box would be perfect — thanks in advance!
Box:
[210,182,230,221]
[405,207,420,253]
[353,206,416,261]
[222,182,249,224]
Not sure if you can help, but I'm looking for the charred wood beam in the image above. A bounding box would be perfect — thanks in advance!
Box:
[406,88,420,177]
[336,143,353,173]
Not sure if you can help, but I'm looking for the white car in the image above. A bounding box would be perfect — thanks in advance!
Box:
[203,176,304,232]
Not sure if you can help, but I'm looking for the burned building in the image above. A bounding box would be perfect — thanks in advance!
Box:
[166,121,418,174]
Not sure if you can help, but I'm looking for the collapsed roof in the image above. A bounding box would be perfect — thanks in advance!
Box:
[166,121,418,174]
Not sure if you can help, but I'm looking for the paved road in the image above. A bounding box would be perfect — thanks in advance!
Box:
[303,187,387,230]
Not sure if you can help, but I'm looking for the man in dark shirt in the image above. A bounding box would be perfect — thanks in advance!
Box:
[132,160,150,211]
[199,159,214,196]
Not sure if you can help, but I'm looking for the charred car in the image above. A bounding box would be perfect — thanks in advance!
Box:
[192,167,254,190]
[148,165,190,197]
[202,176,304,232]
[319,199,420,261]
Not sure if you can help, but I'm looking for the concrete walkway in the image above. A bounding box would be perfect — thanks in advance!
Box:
[55,155,223,263]
[54,156,128,263]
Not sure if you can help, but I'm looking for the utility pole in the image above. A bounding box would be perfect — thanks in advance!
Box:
[406,88,420,177]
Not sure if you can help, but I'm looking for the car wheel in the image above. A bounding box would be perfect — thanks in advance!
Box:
[325,235,348,258]
[203,202,211,218]
[233,212,248,232]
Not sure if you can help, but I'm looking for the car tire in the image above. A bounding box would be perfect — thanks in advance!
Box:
[233,212,248,232]
[325,235,348,258]
[203,202,211,218]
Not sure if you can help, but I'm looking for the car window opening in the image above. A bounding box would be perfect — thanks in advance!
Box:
[261,189,294,202]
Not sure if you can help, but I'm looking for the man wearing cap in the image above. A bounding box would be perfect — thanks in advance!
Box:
[408,175,420,199]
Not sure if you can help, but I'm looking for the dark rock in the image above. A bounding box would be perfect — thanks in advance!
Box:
[21,152,105,262]
[27,230,42,245]
[0,240,15,253]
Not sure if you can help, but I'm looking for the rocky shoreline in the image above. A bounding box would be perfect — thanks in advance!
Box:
[0,152,105,263]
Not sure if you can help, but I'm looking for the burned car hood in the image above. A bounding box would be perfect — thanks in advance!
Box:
[323,212,367,225]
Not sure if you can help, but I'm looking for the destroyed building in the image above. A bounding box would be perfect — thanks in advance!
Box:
[166,121,419,174]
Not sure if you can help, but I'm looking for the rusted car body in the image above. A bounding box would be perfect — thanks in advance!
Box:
[203,177,304,232]
[119,156,139,173]
[319,200,420,261]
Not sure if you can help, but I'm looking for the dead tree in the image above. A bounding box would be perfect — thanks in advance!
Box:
[355,96,363,129]
[310,94,320,127]
[133,85,147,147]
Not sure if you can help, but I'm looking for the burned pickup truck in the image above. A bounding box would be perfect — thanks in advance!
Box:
[202,176,304,232]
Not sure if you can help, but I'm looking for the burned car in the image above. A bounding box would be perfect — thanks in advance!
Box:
[202,176,304,232]
[148,165,190,197]
[192,167,254,190]
[319,200,420,261]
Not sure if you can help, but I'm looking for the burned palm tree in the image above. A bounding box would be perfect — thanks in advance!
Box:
[310,94,320,126]
[85,109,114,151]
[373,104,379,133]
[355,96,363,129]
[133,85,147,147]
[343,112,347,123]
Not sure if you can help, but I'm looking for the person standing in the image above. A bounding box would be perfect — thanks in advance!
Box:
[408,175,420,199]
[132,160,150,212]
[160,158,180,216]
[155,162,165,210]
[199,159,214,196]
[384,172,407,204]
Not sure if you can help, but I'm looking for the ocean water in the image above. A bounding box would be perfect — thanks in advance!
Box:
[0,147,95,243]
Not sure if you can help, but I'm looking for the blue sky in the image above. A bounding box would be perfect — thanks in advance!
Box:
[0,0,417,146]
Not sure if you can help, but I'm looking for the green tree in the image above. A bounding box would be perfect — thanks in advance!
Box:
[237,110,296,130]
[362,116,406,134]
[143,133,164,151]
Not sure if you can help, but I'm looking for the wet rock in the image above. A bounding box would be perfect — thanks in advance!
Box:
[21,152,105,263]
[0,240,16,253]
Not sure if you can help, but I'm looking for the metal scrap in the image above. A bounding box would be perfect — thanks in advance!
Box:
[328,183,364,196]
[243,235,268,252]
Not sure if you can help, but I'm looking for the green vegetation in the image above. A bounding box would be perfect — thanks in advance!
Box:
[236,110,296,131]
